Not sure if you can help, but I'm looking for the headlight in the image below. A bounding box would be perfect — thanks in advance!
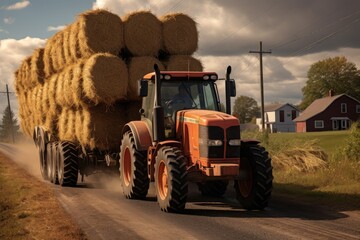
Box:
[229,139,241,146]
[199,139,223,146]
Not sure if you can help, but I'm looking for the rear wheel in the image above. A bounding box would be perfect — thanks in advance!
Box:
[198,180,228,197]
[155,146,188,212]
[56,141,78,187]
[50,142,59,184]
[37,128,49,180]
[45,143,53,181]
[235,144,273,210]
[120,131,149,199]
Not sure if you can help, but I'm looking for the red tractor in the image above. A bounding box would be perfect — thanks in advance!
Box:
[119,65,273,212]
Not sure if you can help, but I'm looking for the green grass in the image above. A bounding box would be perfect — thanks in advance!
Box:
[242,129,360,209]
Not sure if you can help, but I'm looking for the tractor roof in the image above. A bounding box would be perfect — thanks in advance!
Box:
[142,71,218,81]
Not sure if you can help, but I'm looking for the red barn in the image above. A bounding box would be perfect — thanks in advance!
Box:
[294,93,360,132]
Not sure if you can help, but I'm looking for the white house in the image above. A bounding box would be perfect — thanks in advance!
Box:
[256,103,300,132]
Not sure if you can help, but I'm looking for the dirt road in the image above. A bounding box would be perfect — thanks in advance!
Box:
[1,142,359,240]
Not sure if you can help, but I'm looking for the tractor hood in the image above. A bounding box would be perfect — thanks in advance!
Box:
[176,109,240,127]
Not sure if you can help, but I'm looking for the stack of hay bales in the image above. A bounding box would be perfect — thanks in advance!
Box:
[14,9,202,151]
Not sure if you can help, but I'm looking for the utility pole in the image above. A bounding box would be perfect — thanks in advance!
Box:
[250,41,271,131]
[1,85,15,143]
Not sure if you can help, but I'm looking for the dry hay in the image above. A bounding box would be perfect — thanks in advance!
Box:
[18,57,32,89]
[80,103,127,150]
[161,13,198,55]
[30,48,45,86]
[166,55,203,71]
[272,141,328,172]
[71,63,85,107]
[82,53,128,105]
[123,11,162,56]
[128,56,165,100]
[44,9,123,77]
[77,9,124,58]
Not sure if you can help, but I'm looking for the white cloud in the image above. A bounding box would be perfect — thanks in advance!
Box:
[6,0,30,10]
[4,17,15,24]
[0,37,46,118]
[47,25,66,32]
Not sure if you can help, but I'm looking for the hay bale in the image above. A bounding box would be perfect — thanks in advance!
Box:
[128,57,164,100]
[21,57,32,89]
[61,68,74,106]
[123,11,161,56]
[62,27,72,65]
[81,103,131,150]
[69,22,81,63]
[82,53,128,105]
[53,32,66,73]
[166,55,203,71]
[63,108,77,142]
[161,13,198,55]
[55,71,66,105]
[77,9,124,58]
[72,63,85,107]
[48,74,58,110]
[30,48,45,86]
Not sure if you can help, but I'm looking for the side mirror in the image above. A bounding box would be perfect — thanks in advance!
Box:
[230,79,236,97]
[139,79,148,97]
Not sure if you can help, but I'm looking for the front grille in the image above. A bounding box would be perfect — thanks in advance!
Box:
[226,126,240,158]
[199,126,224,158]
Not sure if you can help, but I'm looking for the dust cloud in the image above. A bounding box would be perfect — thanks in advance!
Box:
[0,141,42,179]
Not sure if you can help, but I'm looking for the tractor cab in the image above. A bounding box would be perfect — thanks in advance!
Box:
[139,71,224,139]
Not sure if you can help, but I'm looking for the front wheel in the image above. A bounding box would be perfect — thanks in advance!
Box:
[235,144,273,210]
[155,146,188,212]
[119,131,149,199]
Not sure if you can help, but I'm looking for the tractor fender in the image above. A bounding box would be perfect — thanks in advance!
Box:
[122,121,152,152]
[241,139,260,147]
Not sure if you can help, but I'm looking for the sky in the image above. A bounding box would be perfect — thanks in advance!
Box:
[1,0,360,120]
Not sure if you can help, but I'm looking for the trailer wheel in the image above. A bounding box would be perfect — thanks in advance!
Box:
[155,146,188,212]
[120,131,149,199]
[56,141,78,187]
[198,180,228,197]
[50,142,59,184]
[37,128,49,180]
[45,143,53,181]
[235,144,273,210]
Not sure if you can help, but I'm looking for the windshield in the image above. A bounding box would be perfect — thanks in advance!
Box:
[161,81,219,112]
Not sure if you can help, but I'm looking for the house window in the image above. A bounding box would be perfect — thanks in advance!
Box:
[314,120,324,128]
[279,110,284,122]
[356,105,360,113]
[291,110,297,120]
[341,103,347,113]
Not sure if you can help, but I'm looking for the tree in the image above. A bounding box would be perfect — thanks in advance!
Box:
[0,106,19,142]
[232,95,259,123]
[300,56,360,110]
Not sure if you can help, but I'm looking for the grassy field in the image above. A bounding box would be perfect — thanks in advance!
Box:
[243,129,360,209]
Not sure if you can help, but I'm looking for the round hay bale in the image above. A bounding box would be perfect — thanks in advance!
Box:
[161,13,198,55]
[82,53,128,105]
[128,56,164,101]
[69,21,81,63]
[43,44,54,77]
[48,74,58,110]
[52,32,65,73]
[72,63,85,107]
[123,11,161,56]
[22,57,32,89]
[58,108,69,140]
[63,108,77,142]
[45,104,61,136]
[30,48,45,86]
[75,109,84,144]
[61,67,74,106]
[77,9,124,58]
[55,71,66,105]
[166,55,203,71]
[81,103,128,150]
[41,81,51,114]
[62,26,72,65]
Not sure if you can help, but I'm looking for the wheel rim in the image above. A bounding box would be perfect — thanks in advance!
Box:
[123,148,131,186]
[157,161,168,200]
[57,147,63,183]
[238,162,253,198]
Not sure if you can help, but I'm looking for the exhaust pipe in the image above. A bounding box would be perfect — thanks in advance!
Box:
[153,64,165,142]
[225,65,232,115]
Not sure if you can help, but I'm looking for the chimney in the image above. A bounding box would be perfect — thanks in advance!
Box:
[329,89,334,97]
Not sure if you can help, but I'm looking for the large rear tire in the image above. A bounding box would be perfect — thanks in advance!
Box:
[155,146,188,212]
[120,131,149,199]
[198,180,228,197]
[56,141,78,187]
[50,142,59,184]
[45,143,53,181]
[235,144,273,210]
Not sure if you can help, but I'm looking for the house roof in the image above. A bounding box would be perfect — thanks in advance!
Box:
[293,94,359,122]
[264,103,298,112]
